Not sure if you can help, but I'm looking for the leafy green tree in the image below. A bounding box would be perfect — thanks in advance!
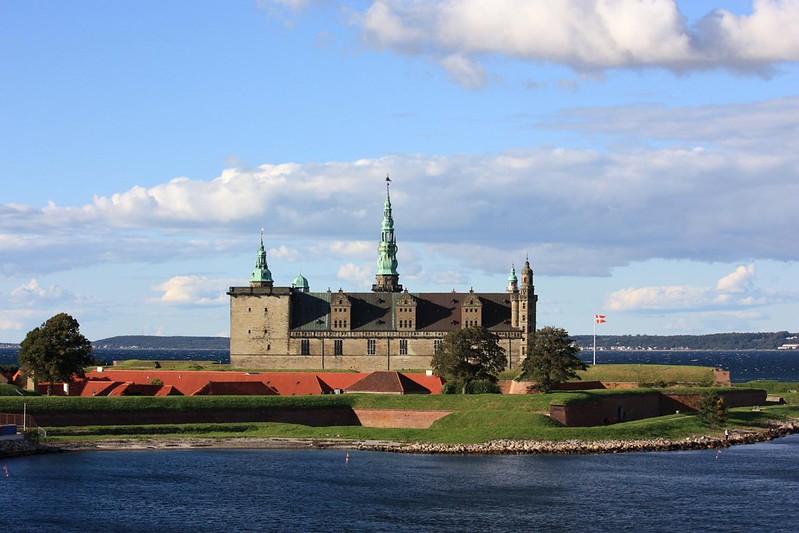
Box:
[522,326,587,393]
[432,326,506,393]
[18,313,94,395]
[696,390,728,428]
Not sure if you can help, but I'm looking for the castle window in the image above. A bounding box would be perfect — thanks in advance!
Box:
[400,339,408,355]
[301,339,310,356]
[434,339,442,354]
[334,340,343,356]
[367,339,376,355]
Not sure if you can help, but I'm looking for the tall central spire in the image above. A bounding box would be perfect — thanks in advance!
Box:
[250,228,273,288]
[372,174,402,292]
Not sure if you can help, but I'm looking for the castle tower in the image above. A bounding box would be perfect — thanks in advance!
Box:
[519,257,538,335]
[250,229,273,288]
[508,264,520,328]
[507,264,518,293]
[372,175,402,293]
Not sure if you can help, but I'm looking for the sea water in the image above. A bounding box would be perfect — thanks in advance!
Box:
[3,436,799,532]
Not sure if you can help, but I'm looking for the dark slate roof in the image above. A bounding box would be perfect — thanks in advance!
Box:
[291,291,331,331]
[291,290,515,332]
[346,371,431,394]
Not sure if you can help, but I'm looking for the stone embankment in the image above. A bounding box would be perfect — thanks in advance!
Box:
[356,420,799,455]
[0,438,60,459]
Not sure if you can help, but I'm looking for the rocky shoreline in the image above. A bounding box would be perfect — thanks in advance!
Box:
[0,438,61,459]
[356,420,799,455]
[19,419,797,457]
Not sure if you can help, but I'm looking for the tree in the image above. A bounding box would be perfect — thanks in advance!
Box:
[696,390,728,428]
[522,326,587,393]
[431,326,506,393]
[18,313,94,395]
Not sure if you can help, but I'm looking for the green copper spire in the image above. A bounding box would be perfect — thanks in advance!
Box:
[250,228,273,287]
[507,264,518,293]
[377,175,399,276]
[373,174,402,292]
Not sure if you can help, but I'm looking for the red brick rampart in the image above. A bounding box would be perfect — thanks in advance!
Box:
[353,409,452,428]
[550,389,767,427]
[26,407,454,430]
[28,407,361,428]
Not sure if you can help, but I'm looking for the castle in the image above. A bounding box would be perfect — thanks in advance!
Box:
[227,178,538,371]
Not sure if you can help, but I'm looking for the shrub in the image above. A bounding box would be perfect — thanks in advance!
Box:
[697,390,728,428]
[441,379,500,394]
[466,379,501,394]
[442,380,465,394]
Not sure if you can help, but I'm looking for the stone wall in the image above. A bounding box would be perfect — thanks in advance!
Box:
[550,389,768,427]
[29,407,361,428]
[229,287,291,366]
[26,407,456,430]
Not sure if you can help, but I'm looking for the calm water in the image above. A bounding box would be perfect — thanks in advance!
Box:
[0,347,230,366]
[577,350,799,383]
[3,436,799,532]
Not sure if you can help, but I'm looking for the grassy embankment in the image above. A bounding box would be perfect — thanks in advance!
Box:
[1,382,797,446]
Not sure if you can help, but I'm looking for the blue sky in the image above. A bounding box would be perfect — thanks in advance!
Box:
[1,0,798,342]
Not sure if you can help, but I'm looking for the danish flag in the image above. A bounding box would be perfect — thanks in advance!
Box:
[594,314,606,324]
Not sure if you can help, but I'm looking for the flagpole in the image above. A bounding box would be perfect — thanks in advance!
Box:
[593,317,596,366]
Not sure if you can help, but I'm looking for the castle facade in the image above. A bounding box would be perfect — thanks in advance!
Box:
[228,178,537,371]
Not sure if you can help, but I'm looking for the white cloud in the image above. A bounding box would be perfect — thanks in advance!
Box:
[440,54,485,88]
[0,98,796,279]
[10,279,64,301]
[269,245,301,262]
[606,263,767,312]
[716,264,756,293]
[354,0,799,84]
[318,241,374,260]
[336,263,373,289]
[152,276,230,306]
[0,309,40,333]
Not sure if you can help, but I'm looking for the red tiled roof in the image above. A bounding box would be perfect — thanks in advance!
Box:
[77,369,443,396]
[315,373,368,391]
[401,373,444,395]
[192,381,276,396]
[80,381,125,397]
[346,371,432,395]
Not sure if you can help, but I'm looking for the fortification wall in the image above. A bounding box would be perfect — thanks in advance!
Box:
[353,409,451,429]
[29,407,361,428]
[550,389,767,427]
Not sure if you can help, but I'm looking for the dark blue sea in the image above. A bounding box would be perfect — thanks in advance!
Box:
[3,436,798,532]
[4,348,798,382]
[0,347,230,367]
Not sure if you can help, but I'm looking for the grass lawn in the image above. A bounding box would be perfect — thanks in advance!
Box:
[577,364,717,385]
[30,381,798,446]
[3,367,795,446]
